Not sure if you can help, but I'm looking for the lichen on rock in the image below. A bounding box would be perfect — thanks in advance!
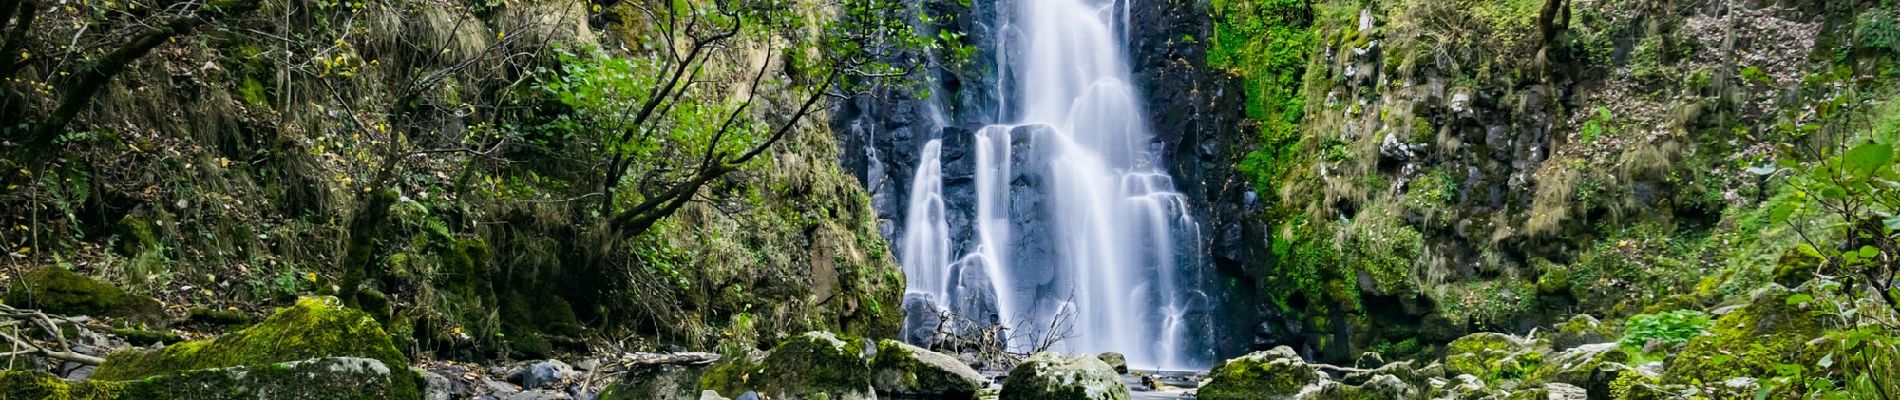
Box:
[999,352,1130,400]
[870,339,985,398]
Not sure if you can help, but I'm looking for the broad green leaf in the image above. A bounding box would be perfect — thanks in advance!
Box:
[1861,245,1880,257]
[1785,293,1812,305]
[1842,142,1894,179]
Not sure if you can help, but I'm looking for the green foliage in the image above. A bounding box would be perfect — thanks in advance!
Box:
[1211,0,1316,187]
[1617,310,1712,350]
[1857,9,1900,54]
[1580,107,1614,146]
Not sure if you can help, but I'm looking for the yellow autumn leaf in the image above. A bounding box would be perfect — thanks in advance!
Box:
[307,272,318,283]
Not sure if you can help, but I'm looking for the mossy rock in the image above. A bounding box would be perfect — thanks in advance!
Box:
[2,357,418,400]
[5,267,164,326]
[1771,245,1826,287]
[1314,374,1416,400]
[999,352,1130,400]
[94,296,410,385]
[1661,285,1825,396]
[705,331,876,400]
[1527,343,1629,394]
[699,348,767,397]
[1197,346,1321,400]
[1550,314,1612,349]
[870,339,984,398]
[1443,333,1546,383]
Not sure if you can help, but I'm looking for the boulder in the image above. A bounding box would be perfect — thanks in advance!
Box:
[510,360,576,390]
[2,357,416,399]
[1549,315,1612,350]
[1197,346,1323,400]
[1527,343,1628,394]
[1097,352,1128,374]
[1542,382,1587,400]
[871,339,985,398]
[92,296,412,389]
[598,352,721,400]
[1661,285,1825,397]
[1314,374,1415,400]
[702,332,876,400]
[999,352,1130,400]
[1444,333,1545,382]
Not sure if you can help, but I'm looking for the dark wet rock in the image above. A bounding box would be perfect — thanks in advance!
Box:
[509,360,575,390]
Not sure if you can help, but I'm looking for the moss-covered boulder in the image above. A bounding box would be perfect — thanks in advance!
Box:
[1096,352,1127,374]
[703,331,876,400]
[1662,285,1826,396]
[1550,314,1612,349]
[2,357,417,400]
[1527,343,1629,395]
[870,339,984,398]
[5,267,164,325]
[1197,346,1322,400]
[1313,374,1415,400]
[999,352,1129,400]
[1443,333,1545,382]
[93,296,410,386]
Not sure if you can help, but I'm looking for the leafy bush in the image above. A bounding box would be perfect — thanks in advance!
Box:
[1856,9,1900,54]
[1618,310,1712,350]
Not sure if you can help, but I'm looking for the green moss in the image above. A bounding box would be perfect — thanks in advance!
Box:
[752,331,875,398]
[5,267,163,325]
[1199,347,1321,400]
[6,357,416,400]
[1661,286,1827,396]
[1444,333,1545,382]
[94,296,410,384]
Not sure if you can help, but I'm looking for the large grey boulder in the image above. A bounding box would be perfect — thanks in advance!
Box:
[871,339,986,398]
[999,352,1130,400]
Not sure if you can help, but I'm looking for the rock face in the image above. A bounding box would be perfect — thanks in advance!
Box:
[999,352,1131,400]
[870,339,986,398]
[92,296,412,385]
[1196,346,1322,400]
[1,357,417,400]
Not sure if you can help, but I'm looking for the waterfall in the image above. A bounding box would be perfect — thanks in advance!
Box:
[895,0,1209,370]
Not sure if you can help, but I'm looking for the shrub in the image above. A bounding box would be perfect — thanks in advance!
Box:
[1618,310,1712,350]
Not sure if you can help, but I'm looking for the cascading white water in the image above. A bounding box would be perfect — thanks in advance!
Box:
[897,0,1207,370]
